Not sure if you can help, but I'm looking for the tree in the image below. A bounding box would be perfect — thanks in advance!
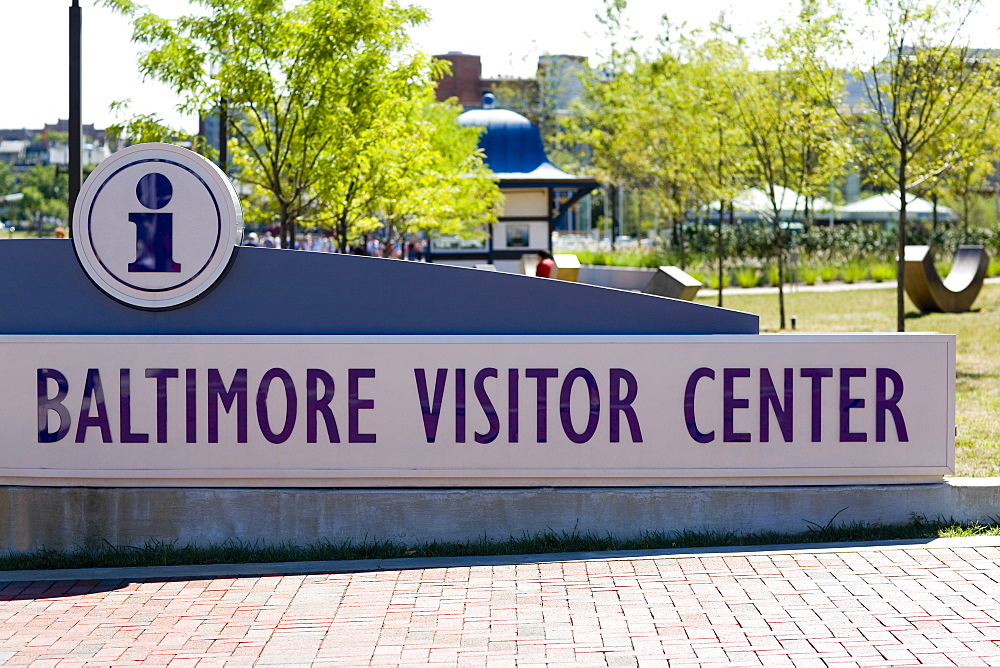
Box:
[0,162,13,198]
[567,5,754,288]
[922,93,1000,238]
[371,94,500,256]
[106,0,496,251]
[17,165,70,229]
[683,27,753,306]
[808,0,1000,331]
[727,5,846,329]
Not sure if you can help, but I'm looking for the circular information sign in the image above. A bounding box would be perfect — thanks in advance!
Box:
[72,143,244,309]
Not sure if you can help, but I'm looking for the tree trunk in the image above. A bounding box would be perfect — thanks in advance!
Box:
[716,202,725,307]
[279,201,291,249]
[678,215,686,270]
[774,210,786,330]
[338,218,349,254]
[963,193,971,242]
[897,157,908,333]
[383,220,395,258]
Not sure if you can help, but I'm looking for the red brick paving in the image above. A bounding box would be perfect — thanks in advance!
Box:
[0,545,999,665]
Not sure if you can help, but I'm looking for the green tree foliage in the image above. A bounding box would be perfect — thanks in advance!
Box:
[806,0,1000,331]
[9,165,73,229]
[105,0,498,250]
[562,0,999,329]
[368,94,500,256]
[922,93,1000,239]
[0,163,13,198]
[726,7,847,328]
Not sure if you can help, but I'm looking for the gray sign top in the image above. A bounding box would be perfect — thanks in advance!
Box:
[0,240,758,335]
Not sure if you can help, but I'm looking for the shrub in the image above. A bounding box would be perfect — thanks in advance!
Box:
[800,266,819,285]
[735,268,762,288]
[988,258,1000,278]
[767,265,779,286]
[819,265,838,282]
[576,250,606,266]
[870,263,895,282]
[842,263,866,284]
[764,263,799,285]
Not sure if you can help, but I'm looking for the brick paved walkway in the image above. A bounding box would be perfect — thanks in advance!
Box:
[0,542,999,666]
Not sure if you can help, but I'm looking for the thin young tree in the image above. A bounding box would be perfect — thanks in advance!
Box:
[725,10,845,329]
[807,0,999,330]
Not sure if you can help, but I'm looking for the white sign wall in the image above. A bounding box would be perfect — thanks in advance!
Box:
[4,333,954,486]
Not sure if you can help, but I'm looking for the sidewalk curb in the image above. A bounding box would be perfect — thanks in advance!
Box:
[2,535,998,583]
[699,275,1000,297]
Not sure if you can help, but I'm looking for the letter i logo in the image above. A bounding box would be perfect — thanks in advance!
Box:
[72,142,243,309]
[129,172,181,273]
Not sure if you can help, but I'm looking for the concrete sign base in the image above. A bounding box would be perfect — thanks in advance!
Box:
[1,481,996,554]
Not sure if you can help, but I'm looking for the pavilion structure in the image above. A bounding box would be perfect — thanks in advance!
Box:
[428,107,599,272]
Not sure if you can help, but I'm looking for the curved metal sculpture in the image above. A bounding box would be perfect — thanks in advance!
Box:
[903,244,990,313]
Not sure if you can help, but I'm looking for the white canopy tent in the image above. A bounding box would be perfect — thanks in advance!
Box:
[709,186,833,222]
[837,191,958,224]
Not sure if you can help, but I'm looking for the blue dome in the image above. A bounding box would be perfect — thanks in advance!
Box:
[458,109,551,175]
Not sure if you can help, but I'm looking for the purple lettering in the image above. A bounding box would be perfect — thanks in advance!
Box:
[508,369,519,443]
[609,368,642,443]
[474,368,500,444]
[257,368,297,444]
[146,368,178,443]
[801,368,833,442]
[525,368,558,443]
[119,369,149,444]
[839,368,867,442]
[207,368,248,443]
[185,369,197,443]
[306,369,340,443]
[876,368,909,442]
[760,368,793,443]
[455,368,466,443]
[414,368,447,443]
[559,368,600,444]
[348,368,376,444]
[37,368,70,443]
[723,368,751,443]
[75,369,111,443]
[684,367,715,444]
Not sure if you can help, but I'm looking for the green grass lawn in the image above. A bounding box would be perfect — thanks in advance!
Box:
[697,282,1000,477]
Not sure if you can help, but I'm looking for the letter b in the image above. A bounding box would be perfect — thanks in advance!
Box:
[38,368,71,443]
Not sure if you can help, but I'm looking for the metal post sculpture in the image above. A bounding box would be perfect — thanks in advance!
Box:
[903,244,989,313]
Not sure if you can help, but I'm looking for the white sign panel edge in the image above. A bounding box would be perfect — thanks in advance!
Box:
[1,333,955,487]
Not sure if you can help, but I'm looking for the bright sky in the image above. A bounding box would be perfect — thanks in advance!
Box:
[2,0,999,134]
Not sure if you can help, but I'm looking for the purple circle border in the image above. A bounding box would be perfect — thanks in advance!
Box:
[86,157,224,294]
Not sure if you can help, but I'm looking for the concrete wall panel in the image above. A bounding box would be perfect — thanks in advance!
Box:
[2,481,997,553]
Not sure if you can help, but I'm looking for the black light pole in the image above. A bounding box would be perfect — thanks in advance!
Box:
[69,0,82,229]
[219,98,228,174]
